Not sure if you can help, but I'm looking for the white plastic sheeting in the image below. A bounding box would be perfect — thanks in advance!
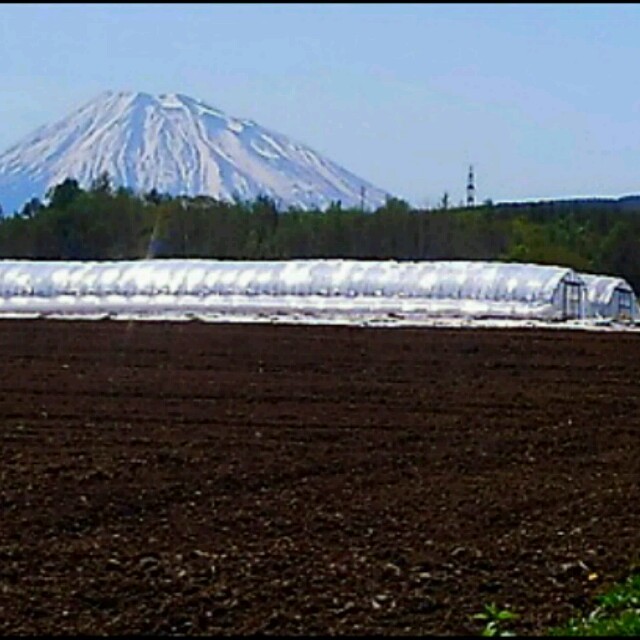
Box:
[0,259,587,321]
[580,273,640,320]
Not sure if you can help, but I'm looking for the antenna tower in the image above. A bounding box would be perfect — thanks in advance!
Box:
[466,164,475,207]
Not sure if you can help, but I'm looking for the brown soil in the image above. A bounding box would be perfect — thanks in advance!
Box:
[1,320,639,635]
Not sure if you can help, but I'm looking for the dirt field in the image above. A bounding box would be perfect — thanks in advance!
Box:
[1,319,639,635]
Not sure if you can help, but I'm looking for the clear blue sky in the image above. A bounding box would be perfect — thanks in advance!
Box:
[2,3,640,206]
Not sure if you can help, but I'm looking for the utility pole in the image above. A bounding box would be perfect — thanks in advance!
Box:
[360,186,366,211]
[466,164,475,207]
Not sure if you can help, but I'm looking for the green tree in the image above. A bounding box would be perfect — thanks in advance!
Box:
[46,178,83,210]
[90,171,112,195]
[19,197,43,219]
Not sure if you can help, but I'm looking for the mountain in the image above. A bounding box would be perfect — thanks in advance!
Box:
[0,91,391,214]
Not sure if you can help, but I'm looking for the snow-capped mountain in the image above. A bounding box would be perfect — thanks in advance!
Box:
[0,91,391,214]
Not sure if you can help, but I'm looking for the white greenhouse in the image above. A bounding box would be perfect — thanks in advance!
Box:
[0,259,592,321]
[580,273,640,321]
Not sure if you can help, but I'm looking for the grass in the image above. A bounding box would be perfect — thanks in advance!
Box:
[549,573,640,636]
[473,573,640,637]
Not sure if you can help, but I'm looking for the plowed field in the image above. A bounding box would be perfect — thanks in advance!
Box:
[1,320,638,635]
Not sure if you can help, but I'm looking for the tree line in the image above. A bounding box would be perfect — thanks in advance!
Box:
[1,173,640,290]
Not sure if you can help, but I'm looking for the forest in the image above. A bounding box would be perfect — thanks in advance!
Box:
[1,173,640,290]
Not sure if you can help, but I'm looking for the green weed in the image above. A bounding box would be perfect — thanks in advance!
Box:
[550,573,640,636]
[473,602,519,637]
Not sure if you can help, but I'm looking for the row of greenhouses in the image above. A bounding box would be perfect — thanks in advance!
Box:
[0,259,636,322]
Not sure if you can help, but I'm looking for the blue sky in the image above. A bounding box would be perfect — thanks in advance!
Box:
[2,3,640,206]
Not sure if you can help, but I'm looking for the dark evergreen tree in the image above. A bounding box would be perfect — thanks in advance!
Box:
[46,178,83,210]
[90,171,112,195]
[20,198,43,219]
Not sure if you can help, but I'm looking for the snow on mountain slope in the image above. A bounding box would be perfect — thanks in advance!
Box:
[0,91,391,214]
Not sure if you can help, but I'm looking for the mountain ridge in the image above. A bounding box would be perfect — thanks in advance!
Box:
[0,91,390,214]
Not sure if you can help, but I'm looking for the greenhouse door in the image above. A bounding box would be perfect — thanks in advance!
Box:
[615,287,633,320]
[562,281,582,319]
